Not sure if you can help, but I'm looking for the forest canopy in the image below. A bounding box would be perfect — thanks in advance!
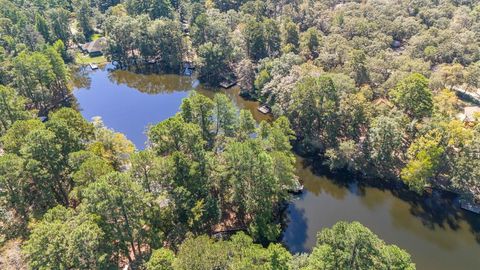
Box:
[1,0,480,268]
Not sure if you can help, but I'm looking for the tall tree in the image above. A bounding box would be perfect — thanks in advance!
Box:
[35,14,50,42]
[367,114,406,177]
[148,115,205,158]
[81,172,158,264]
[11,48,68,110]
[238,109,256,140]
[307,221,415,270]
[77,0,94,38]
[390,73,433,119]
[125,0,174,19]
[70,155,114,201]
[235,58,256,96]
[130,150,163,194]
[0,119,44,154]
[349,49,370,86]
[432,89,458,119]
[0,85,32,135]
[281,19,299,53]
[180,92,214,143]
[23,206,112,269]
[105,15,143,66]
[212,93,237,138]
[142,19,183,71]
[243,18,267,61]
[263,19,281,57]
[173,232,291,270]
[21,127,71,208]
[401,131,445,192]
[0,153,29,230]
[289,75,339,150]
[224,139,283,241]
[196,42,231,85]
[451,135,480,201]
[300,27,320,60]
[89,117,135,169]
[46,8,71,44]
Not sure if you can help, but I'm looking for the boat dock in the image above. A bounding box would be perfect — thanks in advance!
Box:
[257,105,271,114]
[219,80,237,89]
[183,67,193,76]
[289,184,304,194]
[459,199,480,214]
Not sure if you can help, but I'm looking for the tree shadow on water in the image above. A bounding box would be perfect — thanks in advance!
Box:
[389,186,471,235]
[299,156,480,245]
[464,211,480,244]
[281,196,310,253]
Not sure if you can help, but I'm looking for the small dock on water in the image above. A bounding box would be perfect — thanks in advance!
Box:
[257,105,271,114]
[182,62,195,76]
[288,184,304,194]
[219,80,237,89]
[284,180,304,194]
[459,199,480,214]
[183,67,193,76]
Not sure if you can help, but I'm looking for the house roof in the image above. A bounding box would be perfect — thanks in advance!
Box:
[373,98,394,108]
[81,37,107,53]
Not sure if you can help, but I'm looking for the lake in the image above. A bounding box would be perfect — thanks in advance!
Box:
[72,65,270,148]
[73,65,480,270]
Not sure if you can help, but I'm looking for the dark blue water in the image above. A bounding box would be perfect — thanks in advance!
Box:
[73,65,192,148]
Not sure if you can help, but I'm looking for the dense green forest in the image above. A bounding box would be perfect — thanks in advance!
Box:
[0,0,479,268]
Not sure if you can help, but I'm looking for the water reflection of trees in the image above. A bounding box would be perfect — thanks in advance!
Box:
[297,155,480,247]
[465,211,480,244]
[296,157,349,200]
[281,203,309,253]
[197,87,273,123]
[70,67,92,90]
[108,70,193,94]
[391,188,480,246]
[390,195,462,250]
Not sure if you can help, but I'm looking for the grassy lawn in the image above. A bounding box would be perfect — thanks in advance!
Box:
[75,52,108,65]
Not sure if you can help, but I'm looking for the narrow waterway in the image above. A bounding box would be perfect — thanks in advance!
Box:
[73,65,480,270]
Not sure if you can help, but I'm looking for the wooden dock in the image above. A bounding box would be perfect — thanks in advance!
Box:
[257,105,271,114]
[219,80,236,89]
[459,199,480,214]
[183,67,193,76]
[284,180,304,194]
[289,184,304,194]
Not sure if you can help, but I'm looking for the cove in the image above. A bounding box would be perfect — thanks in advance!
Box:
[73,65,480,270]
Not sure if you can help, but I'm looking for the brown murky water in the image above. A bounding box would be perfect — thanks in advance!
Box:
[284,157,480,270]
[73,65,480,270]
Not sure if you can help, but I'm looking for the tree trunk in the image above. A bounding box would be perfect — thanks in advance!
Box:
[120,202,137,258]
